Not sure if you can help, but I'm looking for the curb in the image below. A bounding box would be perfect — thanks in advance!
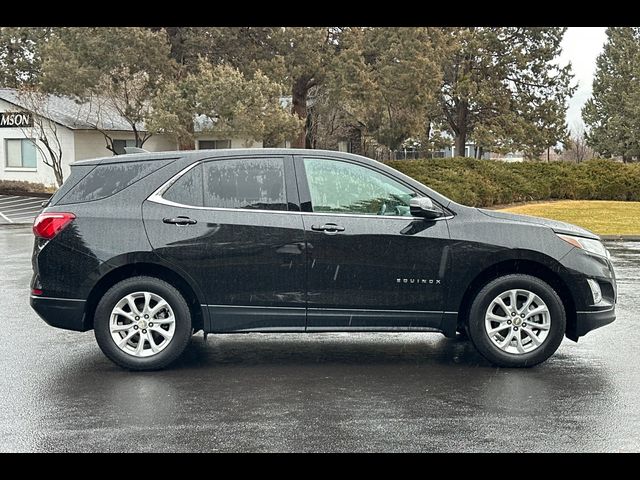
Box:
[600,235,640,241]
[0,191,52,198]
[0,223,32,228]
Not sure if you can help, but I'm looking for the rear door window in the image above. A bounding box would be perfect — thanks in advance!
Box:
[203,157,288,211]
[162,164,204,207]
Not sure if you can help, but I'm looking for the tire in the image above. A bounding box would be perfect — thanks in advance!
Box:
[467,274,565,368]
[94,276,192,370]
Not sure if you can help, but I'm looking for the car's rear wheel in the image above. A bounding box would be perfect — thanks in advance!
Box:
[467,274,565,367]
[94,276,192,370]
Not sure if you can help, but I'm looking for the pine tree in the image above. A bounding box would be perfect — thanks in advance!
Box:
[583,27,640,162]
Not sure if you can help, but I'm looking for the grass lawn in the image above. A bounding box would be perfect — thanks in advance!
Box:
[498,200,640,236]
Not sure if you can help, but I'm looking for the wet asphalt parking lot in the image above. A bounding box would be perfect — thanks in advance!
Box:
[1,225,639,452]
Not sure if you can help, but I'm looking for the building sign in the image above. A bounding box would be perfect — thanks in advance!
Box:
[0,112,33,128]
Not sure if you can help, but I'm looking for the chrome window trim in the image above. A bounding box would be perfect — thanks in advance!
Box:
[147,160,453,222]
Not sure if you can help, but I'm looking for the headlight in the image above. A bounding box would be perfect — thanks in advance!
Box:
[556,233,610,258]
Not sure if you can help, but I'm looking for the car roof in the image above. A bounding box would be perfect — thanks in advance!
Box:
[72,148,368,166]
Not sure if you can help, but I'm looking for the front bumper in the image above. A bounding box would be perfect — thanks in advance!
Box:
[30,295,89,332]
[567,305,616,341]
[559,246,617,341]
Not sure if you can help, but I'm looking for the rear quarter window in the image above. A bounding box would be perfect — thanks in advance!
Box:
[58,159,174,205]
[47,164,96,206]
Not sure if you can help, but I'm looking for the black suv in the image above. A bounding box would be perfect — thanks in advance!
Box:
[30,149,616,370]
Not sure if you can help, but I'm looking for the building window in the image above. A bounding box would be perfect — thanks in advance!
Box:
[198,140,231,150]
[112,139,136,155]
[5,139,37,169]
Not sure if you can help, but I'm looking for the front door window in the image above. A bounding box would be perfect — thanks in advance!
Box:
[303,158,416,217]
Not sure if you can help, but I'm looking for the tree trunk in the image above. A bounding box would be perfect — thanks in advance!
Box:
[176,110,195,150]
[164,27,186,65]
[425,119,431,158]
[454,131,467,158]
[454,100,468,157]
[163,27,195,150]
[291,77,309,149]
[623,155,631,163]
[178,135,195,150]
[52,159,64,187]
[133,126,143,148]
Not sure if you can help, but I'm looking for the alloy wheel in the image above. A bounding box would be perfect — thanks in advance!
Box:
[109,291,176,358]
[484,289,551,355]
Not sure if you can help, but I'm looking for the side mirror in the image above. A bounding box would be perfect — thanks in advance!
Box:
[410,197,442,219]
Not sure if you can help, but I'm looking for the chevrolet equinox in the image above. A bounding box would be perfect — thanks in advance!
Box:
[30,149,616,370]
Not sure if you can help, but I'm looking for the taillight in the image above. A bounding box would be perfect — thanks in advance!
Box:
[32,212,76,239]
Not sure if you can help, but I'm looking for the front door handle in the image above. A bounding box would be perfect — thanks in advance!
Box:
[311,223,345,233]
[163,216,197,225]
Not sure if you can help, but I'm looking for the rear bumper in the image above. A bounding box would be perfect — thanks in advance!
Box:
[30,295,89,332]
[567,305,616,341]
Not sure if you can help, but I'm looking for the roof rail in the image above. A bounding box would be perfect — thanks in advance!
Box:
[123,147,148,154]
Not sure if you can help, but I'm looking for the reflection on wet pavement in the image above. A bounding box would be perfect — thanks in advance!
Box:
[1,226,638,452]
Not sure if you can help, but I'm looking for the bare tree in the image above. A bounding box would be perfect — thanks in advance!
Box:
[75,93,151,155]
[563,125,595,163]
[97,69,153,149]
[72,70,153,154]
[17,89,64,186]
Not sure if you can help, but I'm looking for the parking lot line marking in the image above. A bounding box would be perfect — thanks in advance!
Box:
[0,196,44,201]
[0,199,45,207]
[0,212,13,223]
[1,203,44,211]
[1,200,44,207]
[2,205,44,213]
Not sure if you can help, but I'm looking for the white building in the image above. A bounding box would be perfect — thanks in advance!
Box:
[0,88,261,187]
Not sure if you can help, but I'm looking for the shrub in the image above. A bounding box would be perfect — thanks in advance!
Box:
[385,158,640,208]
[0,180,54,196]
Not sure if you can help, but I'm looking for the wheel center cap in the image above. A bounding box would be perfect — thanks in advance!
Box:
[513,318,522,326]
[138,320,148,329]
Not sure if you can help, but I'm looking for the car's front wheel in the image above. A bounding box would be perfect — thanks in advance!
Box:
[94,276,192,370]
[467,274,566,367]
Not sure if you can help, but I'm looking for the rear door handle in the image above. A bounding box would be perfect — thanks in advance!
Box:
[163,216,197,225]
[311,223,345,233]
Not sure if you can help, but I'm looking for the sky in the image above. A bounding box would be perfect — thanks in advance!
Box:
[559,27,608,132]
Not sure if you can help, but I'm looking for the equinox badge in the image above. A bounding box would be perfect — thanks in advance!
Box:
[397,278,441,285]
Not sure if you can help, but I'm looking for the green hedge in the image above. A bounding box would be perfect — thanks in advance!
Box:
[386,158,640,207]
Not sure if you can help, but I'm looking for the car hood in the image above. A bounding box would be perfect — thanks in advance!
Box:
[477,208,600,240]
